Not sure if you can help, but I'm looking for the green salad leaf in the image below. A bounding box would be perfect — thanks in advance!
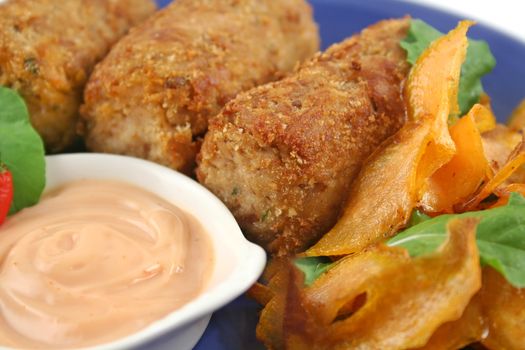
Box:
[400,19,442,64]
[458,40,496,116]
[297,194,525,288]
[388,193,525,288]
[400,19,496,116]
[0,87,45,214]
[294,256,332,286]
[407,209,431,227]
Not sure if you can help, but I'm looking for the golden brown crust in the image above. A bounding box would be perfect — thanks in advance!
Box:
[0,0,156,152]
[80,0,319,174]
[197,18,411,255]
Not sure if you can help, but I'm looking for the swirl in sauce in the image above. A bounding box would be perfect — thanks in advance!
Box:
[0,179,213,349]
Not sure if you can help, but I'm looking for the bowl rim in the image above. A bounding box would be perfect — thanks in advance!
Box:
[309,0,525,44]
[1,153,266,350]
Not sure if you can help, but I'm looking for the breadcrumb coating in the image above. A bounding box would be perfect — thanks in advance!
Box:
[197,18,411,255]
[0,0,156,151]
[80,0,319,173]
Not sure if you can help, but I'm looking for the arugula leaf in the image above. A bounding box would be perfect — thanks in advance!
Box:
[389,193,525,288]
[458,40,496,115]
[400,19,442,64]
[295,256,332,286]
[400,19,496,116]
[407,209,431,227]
[0,87,45,214]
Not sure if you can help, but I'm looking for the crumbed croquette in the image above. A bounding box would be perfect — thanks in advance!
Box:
[0,0,156,151]
[80,0,319,174]
[197,19,411,255]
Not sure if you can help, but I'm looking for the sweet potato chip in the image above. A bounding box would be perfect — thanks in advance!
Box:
[248,282,274,307]
[420,106,491,213]
[304,246,408,327]
[405,22,473,179]
[508,98,525,131]
[249,258,291,307]
[264,218,482,350]
[256,265,291,350]
[473,98,497,133]
[490,183,525,208]
[463,135,525,211]
[306,22,470,257]
[482,124,522,172]
[305,121,432,256]
[472,92,498,133]
[263,257,290,283]
[480,268,525,350]
[416,297,485,350]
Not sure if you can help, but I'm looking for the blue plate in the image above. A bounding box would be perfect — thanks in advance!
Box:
[151,1,525,349]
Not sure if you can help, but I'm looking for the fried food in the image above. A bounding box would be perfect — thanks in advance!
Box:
[305,119,432,256]
[481,268,525,350]
[492,183,525,208]
[248,17,525,350]
[462,134,525,211]
[474,95,497,133]
[197,18,410,255]
[257,218,481,350]
[306,21,470,257]
[80,0,319,174]
[482,124,525,184]
[421,106,491,214]
[416,298,486,350]
[0,0,156,152]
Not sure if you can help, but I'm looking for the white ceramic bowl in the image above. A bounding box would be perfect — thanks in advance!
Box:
[11,153,266,350]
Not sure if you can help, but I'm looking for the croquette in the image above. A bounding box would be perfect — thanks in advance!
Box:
[80,0,319,174]
[197,19,411,256]
[0,0,156,152]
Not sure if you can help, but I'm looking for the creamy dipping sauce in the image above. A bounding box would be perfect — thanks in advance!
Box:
[0,179,213,349]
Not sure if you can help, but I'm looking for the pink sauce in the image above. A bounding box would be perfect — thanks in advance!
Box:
[0,179,213,349]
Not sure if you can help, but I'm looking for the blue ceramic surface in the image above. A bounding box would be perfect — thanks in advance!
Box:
[150,1,525,349]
